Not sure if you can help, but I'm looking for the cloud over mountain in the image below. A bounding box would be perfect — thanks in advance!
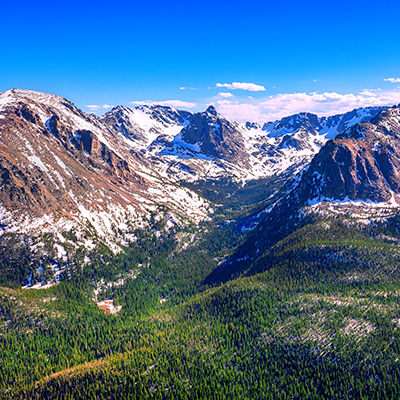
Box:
[216,89,400,122]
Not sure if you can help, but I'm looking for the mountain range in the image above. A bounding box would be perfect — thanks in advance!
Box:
[0,88,397,287]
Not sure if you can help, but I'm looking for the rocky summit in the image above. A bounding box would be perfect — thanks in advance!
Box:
[297,105,400,205]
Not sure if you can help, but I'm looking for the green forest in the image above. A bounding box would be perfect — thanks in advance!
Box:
[3,183,400,399]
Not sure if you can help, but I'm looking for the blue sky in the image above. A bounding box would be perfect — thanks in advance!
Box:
[2,0,400,121]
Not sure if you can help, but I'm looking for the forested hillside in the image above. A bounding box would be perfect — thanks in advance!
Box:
[3,212,400,399]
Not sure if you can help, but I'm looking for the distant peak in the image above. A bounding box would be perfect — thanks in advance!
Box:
[205,105,218,115]
[7,88,43,96]
[0,88,21,98]
[110,105,131,113]
[0,88,66,104]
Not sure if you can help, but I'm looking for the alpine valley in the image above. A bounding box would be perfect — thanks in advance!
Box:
[2,89,400,399]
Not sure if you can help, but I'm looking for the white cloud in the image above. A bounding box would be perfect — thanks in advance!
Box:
[359,89,376,97]
[214,89,400,122]
[85,104,113,112]
[130,100,197,108]
[216,100,266,122]
[85,105,101,111]
[179,87,187,90]
[218,92,234,98]
[261,91,400,119]
[384,78,400,83]
[216,82,266,92]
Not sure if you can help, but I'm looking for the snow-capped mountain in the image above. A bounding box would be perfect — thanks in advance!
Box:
[177,105,249,165]
[242,115,326,178]
[102,104,386,184]
[239,107,388,178]
[149,105,264,182]
[256,107,387,139]
[262,112,322,137]
[100,100,388,185]
[101,104,193,151]
[0,88,395,287]
[320,106,388,138]
[0,89,209,258]
[297,105,400,205]
[0,89,390,227]
[214,104,400,280]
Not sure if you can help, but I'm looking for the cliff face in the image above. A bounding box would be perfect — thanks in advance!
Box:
[0,89,210,253]
[297,105,400,204]
[180,106,250,167]
[0,89,149,218]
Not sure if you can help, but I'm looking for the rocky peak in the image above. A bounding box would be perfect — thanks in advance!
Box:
[109,105,131,114]
[146,105,193,126]
[265,112,321,137]
[179,106,249,165]
[244,121,262,130]
[320,106,388,139]
[369,106,400,135]
[293,104,400,205]
[280,112,320,130]
[205,105,218,116]
[102,104,193,149]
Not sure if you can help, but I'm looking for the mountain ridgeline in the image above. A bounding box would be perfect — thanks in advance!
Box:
[0,88,395,287]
